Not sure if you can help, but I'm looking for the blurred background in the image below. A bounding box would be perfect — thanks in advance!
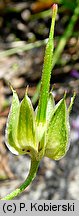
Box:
[0,0,79,200]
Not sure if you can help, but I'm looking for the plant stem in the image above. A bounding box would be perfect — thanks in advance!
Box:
[36,5,58,124]
[1,159,39,200]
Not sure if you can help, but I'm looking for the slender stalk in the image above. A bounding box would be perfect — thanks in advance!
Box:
[36,5,58,124]
[0,39,47,58]
[1,159,39,200]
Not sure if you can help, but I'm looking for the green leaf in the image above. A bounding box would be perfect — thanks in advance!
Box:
[45,98,70,160]
[17,92,37,154]
[5,90,20,155]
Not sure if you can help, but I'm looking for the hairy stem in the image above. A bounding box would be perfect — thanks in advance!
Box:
[36,5,58,124]
[1,159,39,200]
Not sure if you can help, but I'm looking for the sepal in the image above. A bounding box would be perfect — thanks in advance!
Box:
[5,90,20,155]
[17,92,37,154]
[45,98,70,160]
[5,90,37,157]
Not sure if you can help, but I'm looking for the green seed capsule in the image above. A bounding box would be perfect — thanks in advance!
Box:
[5,4,74,162]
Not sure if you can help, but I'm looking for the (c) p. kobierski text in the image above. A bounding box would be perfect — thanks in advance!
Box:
[30,202,74,212]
